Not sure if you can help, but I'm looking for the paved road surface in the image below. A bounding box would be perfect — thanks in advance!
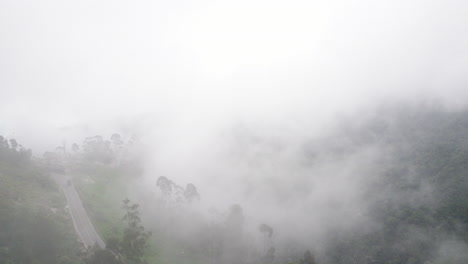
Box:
[54,173,106,249]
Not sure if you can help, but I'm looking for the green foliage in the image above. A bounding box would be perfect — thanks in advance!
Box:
[84,246,122,264]
[82,199,151,264]
[300,250,317,264]
[156,176,200,204]
[82,135,113,164]
[259,223,274,238]
[110,134,123,147]
[72,166,130,245]
[262,247,275,264]
[0,138,81,264]
[0,135,32,165]
[10,105,463,264]
[184,183,200,202]
[120,199,152,264]
[320,106,468,264]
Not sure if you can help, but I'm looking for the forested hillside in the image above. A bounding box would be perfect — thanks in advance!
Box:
[63,105,468,264]
[1,105,467,264]
[0,137,82,264]
[315,105,468,264]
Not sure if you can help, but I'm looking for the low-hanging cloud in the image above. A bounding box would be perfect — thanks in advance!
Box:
[1,1,467,262]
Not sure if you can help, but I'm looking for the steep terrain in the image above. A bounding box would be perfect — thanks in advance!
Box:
[0,138,83,264]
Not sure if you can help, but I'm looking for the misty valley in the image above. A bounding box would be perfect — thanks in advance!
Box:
[2,0,468,263]
[0,105,467,264]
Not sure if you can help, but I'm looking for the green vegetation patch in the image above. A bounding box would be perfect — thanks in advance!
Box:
[0,152,82,264]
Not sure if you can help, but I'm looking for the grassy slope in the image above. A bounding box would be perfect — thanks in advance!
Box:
[72,164,163,263]
[72,165,126,240]
[0,160,82,264]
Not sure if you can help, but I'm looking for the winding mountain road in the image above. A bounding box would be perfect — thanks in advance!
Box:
[54,173,106,249]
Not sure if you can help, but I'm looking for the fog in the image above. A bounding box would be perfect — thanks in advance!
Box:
[2,0,467,128]
[1,0,468,263]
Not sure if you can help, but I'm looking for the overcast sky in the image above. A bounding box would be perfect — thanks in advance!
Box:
[1,0,468,147]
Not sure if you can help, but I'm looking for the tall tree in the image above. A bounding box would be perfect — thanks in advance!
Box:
[72,143,80,153]
[111,133,123,147]
[259,223,274,239]
[259,223,274,254]
[300,250,317,264]
[184,183,200,202]
[84,246,121,264]
[121,198,151,264]
[9,138,18,151]
[0,136,9,149]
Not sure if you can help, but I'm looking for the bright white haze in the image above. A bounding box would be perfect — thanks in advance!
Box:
[1,0,468,217]
[1,0,467,128]
[2,1,468,256]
